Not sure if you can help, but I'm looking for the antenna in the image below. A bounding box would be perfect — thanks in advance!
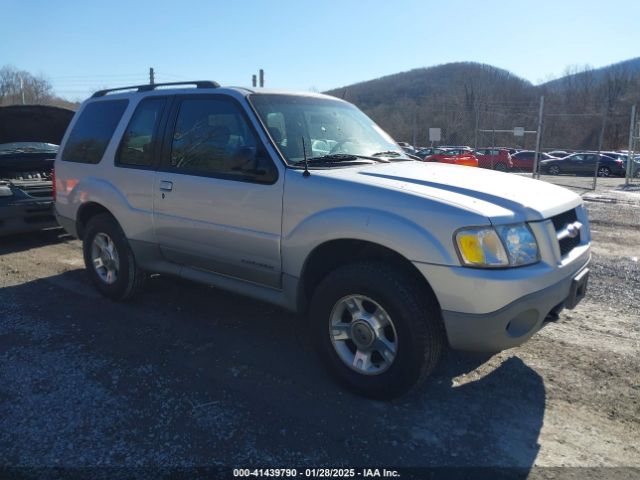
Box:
[301,137,310,177]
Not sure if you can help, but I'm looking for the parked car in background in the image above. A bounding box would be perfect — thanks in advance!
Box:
[510,150,558,172]
[473,148,513,171]
[397,142,417,155]
[0,105,74,236]
[629,155,640,177]
[415,147,436,159]
[0,142,59,235]
[439,145,472,151]
[539,153,626,177]
[423,148,478,167]
[548,150,570,158]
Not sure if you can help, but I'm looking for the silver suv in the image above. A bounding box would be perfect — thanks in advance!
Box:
[55,81,590,398]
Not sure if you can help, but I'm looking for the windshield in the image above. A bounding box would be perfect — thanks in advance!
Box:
[0,142,59,155]
[249,94,406,165]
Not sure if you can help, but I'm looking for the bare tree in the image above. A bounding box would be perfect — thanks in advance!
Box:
[0,65,53,106]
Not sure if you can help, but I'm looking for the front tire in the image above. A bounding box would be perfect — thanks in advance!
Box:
[309,262,445,399]
[83,213,147,301]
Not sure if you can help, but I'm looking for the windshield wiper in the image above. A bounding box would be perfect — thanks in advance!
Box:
[295,153,389,165]
[372,150,402,157]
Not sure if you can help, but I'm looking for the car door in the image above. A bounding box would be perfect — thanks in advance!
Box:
[584,154,601,175]
[567,154,580,174]
[152,95,283,288]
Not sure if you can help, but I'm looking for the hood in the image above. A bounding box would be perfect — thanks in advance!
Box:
[0,105,75,145]
[322,161,582,223]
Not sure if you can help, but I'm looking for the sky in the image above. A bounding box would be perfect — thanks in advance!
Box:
[2,0,639,101]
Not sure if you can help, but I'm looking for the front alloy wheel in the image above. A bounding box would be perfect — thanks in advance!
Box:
[329,295,398,375]
[310,262,445,399]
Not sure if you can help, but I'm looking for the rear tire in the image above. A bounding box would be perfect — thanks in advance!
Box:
[82,213,147,301]
[309,262,445,399]
[597,166,611,177]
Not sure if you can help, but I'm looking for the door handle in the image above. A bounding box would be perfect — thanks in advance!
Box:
[160,180,173,191]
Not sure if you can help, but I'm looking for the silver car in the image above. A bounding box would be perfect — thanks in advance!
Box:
[55,82,590,398]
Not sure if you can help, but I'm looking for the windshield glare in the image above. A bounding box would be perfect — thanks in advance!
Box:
[249,94,405,164]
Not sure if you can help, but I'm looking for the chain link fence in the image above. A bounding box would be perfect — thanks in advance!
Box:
[375,98,639,191]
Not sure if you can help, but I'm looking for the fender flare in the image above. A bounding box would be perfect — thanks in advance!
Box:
[282,207,455,278]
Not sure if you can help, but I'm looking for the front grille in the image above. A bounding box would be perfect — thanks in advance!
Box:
[550,208,581,257]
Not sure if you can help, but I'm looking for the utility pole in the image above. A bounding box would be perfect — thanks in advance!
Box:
[592,108,608,191]
[412,106,417,147]
[20,76,25,105]
[259,69,264,88]
[149,67,155,85]
[532,96,545,179]
[474,107,479,149]
[626,104,636,185]
[252,74,257,87]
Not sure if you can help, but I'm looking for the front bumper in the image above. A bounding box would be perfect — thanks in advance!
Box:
[413,235,590,352]
[440,264,589,352]
[0,200,58,236]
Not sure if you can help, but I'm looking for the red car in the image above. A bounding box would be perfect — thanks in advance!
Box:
[423,148,478,167]
[510,150,558,172]
[473,148,513,171]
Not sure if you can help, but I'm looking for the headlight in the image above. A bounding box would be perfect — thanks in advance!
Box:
[455,223,539,268]
[495,224,539,266]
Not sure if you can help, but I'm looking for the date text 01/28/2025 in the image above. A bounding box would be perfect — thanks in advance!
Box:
[232,468,400,478]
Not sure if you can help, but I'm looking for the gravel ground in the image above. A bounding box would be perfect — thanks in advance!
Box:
[0,190,638,477]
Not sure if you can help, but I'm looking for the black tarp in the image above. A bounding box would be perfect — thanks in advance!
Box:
[0,105,75,145]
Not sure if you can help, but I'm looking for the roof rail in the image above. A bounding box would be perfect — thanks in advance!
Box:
[91,80,220,98]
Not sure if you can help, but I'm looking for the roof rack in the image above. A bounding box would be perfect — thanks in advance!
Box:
[91,80,220,98]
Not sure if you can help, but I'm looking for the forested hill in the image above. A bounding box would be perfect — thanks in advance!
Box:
[325,62,534,109]
[324,59,640,150]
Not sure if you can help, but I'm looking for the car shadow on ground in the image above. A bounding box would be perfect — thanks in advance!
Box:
[0,227,71,255]
[0,270,544,475]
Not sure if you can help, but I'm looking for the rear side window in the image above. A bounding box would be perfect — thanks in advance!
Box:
[116,98,166,167]
[62,100,128,164]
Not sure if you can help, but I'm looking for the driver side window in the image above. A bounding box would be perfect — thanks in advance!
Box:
[169,97,277,183]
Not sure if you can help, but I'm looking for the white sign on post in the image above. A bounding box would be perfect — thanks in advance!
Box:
[429,128,441,142]
[513,127,525,137]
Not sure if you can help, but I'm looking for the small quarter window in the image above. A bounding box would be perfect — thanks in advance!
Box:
[62,100,128,164]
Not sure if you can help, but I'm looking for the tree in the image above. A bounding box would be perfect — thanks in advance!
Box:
[0,65,53,106]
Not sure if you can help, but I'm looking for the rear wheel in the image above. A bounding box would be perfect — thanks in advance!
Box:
[83,213,147,301]
[310,262,445,399]
[494,162,507,172]
[548,165,561,175]
[597,166,611,177]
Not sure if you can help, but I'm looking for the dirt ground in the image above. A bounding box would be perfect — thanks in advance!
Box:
[0,181,638,476]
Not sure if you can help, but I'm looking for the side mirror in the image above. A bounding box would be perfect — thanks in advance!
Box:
[234,147,277,182]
